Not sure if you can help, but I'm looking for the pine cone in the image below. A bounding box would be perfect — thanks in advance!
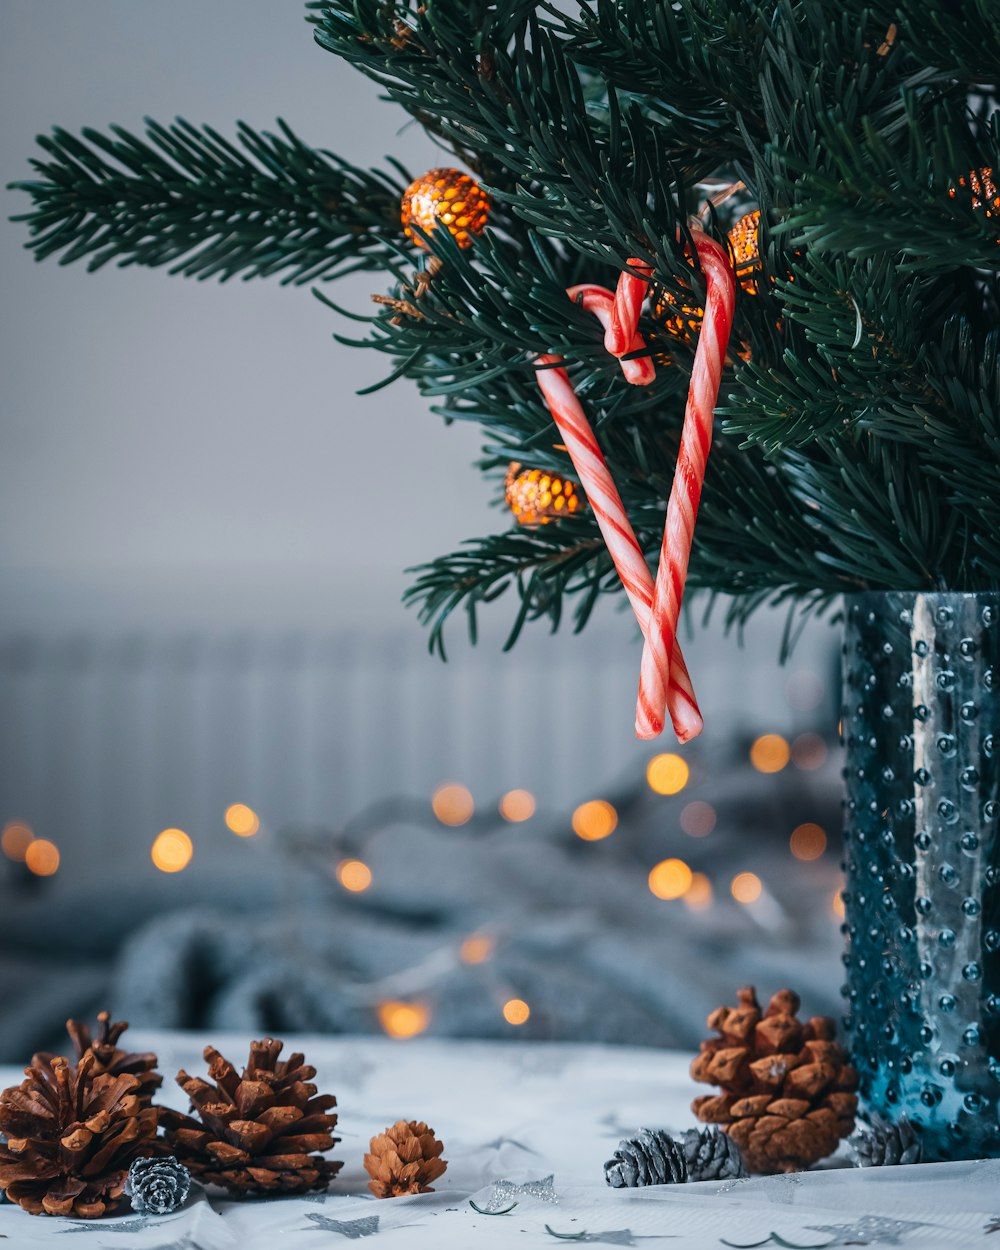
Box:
[38,1012,162,1108]
[364,1120,447,1198]
[125,1155,191,1213]
[161,1039,342,1196]
[850,1114,923,1167]
[604,1129,687,1187]
[678,1127,747,1182]
[0,1052,160,1217]
[691,986,858,1174]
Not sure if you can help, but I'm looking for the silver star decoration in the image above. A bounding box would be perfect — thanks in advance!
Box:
[57,1214,185,1234]
[303,1213,380,1238]
[545,1227,672,1246]
[481,1174,557,1211]
[807,1215,928,1246]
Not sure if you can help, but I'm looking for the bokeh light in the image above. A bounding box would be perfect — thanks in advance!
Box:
[572,799,618,841]
[336,859,373,892]
[791,733,828,771]
[225,803,260,837]
[24,838,59,877]
[648,858,694,900]
[503,998,531,1026]
[459,933,495,964]
[832,890,846,919]
[684,872,714,910]
[646,753,690,796]
[1,821,33,862]
[432,783,475,826]
[680,801,716,838]
[151,828,193,874]
[499,789,536,822]
[377,1001,430,1038]
[750,734,790,774]
[790,823,827,861]
[731,871,763,903]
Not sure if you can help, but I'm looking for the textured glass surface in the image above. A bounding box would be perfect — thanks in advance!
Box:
[842,592,1000,1161]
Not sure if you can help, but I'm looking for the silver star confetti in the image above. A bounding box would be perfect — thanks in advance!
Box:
[807,1215,929,1246]
[303,1213,380,1238]
[480,1174,557,1211]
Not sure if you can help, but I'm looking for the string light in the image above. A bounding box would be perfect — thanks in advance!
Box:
[225,803,260,837]
[459,934,495,964]
[499,789,536,822]
[648,858,693,900]
[505,464,584,526]
[432,783,474,826]
[502,998,531,1026]
[377,1001,430,1039]
[645,753,689,795]
[336,859,373,892]
[680,801,716,837]
[832,890,846,919]
[572,799,618,841]
[1,821,33,862]
[684,872,714,911]
[791,733,828,771]
[24,838,59,877]
[749,734,790,773]
[151,828,193,874]
[731,871,763,903]
[790,823,827,861]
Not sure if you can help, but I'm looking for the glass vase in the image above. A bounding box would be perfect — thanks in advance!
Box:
[842,591,1000,1161]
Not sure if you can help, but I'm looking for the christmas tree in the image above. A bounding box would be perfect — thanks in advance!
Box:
[10,2,1000,722]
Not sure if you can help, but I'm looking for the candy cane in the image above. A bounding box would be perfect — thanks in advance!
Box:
[634,228,736,741]
[605,260,654,359]
[535,286,703,741]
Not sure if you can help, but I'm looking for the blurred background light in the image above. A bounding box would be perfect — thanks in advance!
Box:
[731,871,762,903]
[791,733,828,771]
[377,1001,430,1039]
[683,872,713,910]
[646,753,689,796]
[749,734,790,774]
[502,998,530,1026]
[24,838,59,877]
[336,858,373,892]
[648,857,693,900]
[572,799,618,841]
[432,783,474,827]
[151,828,193,874]
[225,803,260,837]
[499,789,535,822]
[790,822,827,861]
[459,933,495,964]
[679,801,716,838]
[1,821,33,862]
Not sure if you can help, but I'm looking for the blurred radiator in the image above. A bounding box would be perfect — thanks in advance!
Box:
[0,617,838,876]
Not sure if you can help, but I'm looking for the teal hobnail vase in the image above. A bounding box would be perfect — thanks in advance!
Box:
[841,591,1000,1161]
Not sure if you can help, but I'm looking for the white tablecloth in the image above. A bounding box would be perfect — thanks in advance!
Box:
[1,1031,995,1248]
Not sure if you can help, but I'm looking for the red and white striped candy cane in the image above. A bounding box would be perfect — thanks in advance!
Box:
[634,228,736,740]
[605,260,654,359]
[535,285,703,741]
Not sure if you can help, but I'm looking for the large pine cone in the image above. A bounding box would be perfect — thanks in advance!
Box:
[162,1039,342,1195]
[364,1120,447,1197]
[0,1052,160,1217]
[691,986,858,1174]
[38,1012,162,1108]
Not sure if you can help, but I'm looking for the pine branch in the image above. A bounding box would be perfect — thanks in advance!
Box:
[9,118,407,283]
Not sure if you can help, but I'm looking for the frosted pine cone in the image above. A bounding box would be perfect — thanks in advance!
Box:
[850,1114,923,1167]
[125,1156,191,1214]
[604,1129,687,1187]
[679,1127,747,1181]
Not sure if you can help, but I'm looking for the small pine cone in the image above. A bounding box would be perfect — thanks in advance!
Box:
[38,1012,162,1108]
[604,1129,687,1188]
[678,1127,747,1182]
[364,1121,447,1198]
[161,1039,342,1196]
[691,986,858,1174]
[125,1156,191,1214]
[0,1052,160,1217]
[850,1114,923,1167]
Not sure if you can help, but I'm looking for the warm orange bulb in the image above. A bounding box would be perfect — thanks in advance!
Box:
[401,168,490,249]
[832,890,846,919]
[750,734,790,773]
[646,753,689,796]
[151,828,193,874]
[790,823,827,861]
[503,998,531,1026]
[336,859,373,892]
[571,800,618,841]
[432,783,474,827]
[499,789,536,822]
[1,821,33,862]
[225,803,260,837]
[680,801,717,838]
[648,858,694,900]
[459,934,495,964]
[24,838,59,877]
[377,1001,430,1039]
[731,871,763,903]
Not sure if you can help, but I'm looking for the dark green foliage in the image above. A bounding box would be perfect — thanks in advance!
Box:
[10,1,1000,652]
